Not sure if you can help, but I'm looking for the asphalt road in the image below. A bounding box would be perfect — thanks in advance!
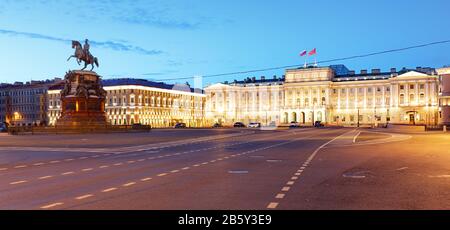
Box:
[0,127,449,210]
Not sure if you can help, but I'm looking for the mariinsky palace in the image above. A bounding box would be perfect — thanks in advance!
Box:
[2,64,450,128]
[205,65,450,127]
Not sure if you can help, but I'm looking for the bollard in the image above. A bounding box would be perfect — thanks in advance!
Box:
[444,125,447,132]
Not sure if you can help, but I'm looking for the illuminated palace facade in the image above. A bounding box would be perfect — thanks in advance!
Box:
[47,79,206,128]
[205,65,449,126]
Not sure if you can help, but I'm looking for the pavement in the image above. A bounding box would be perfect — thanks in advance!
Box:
[0,127,449,210]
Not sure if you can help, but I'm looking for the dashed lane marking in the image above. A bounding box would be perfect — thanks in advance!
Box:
[267,202,279,209]
[140,177,152,181]
[61,171,75,175]
[10,180,27,185]
[76,194,93,200]
[40,202,64,209]
[102,188,118,193]
[39,176,53,180]
[123,182,136,187]
[275,194,285,199]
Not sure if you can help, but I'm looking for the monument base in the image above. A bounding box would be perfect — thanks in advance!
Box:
[55,70,108,129]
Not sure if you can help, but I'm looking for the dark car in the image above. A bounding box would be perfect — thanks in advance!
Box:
[132,123,151,130]
[212,123,223,128]
[314,121,324,127]
[233,122,246,128]
[0,122,8,132]
[174,123,187,128]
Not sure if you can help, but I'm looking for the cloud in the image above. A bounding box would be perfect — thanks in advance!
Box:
[0,28,163,55]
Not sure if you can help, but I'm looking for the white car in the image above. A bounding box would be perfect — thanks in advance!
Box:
[248,122,261,128]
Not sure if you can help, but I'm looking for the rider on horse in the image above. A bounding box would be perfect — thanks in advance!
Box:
[83,39,91,62]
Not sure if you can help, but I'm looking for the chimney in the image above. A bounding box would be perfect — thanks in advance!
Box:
[371,69,381,74]
[349,70,355,75]
[390,68,397,73]
[360,70,367,75]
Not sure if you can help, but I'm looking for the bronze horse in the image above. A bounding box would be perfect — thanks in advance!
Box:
[67,40,99,71]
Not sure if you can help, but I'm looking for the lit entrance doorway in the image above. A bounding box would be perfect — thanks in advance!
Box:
[409,114,415,125]
[291,112,297,123]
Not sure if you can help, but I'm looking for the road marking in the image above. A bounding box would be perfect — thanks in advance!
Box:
[50,160,60,163]
[14,165,27,168]
[275,194,285,199]
[123,182,136,187]
[99,165,109,169]
[114,163,123,166]
[10,180,27,185]
[61,171,74,175]
[82,168,93,172]
[267,202,279,209]
[102,187,118,192]
[127,161,136,164]
[39,175,53,180]
[76,194,93,200]
[281,187,290,192]
[0,168,7,171]
[65,159,74,161]
[193,164,200,167]
[33,162,45,166]
[353,131,362,143]
[291,176,298,180]
[182,167,190,170]
[170,170,179,173]
[137,159,145,162]
[295,173,301,176]
[287,181,295,185]
[41,202,63,209]
[140,177,152,181]
[92,155,100,158]
[158,173,168,177]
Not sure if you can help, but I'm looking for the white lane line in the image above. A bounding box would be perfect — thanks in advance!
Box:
[33,162,45,166]
[353,130,362,143]
[267,202,279,209]
[294,173,301,176]
[182,167,190,170]
[114,163,123,166]
[170,170,180,173]
[50,160,60,163]
[102,187,118,192]
[158,173,168,177]
[41,202,64,209]
[14,165,27,168]
[281,187,290,192]
[39,175,53,180]
[10,180,27,185]
[137,159,145,162]
[287,181,295,185]
[127,161,136,164]
[291,176,298,180]
[76,194,93,200]
[0,168,7,171]
[140,177,152,181]
[123,182,136,187]
[99,165,109,169]
[61,171,75,175]
[275,194,285,199]
[193,164,200,167]
[82,168,93,172]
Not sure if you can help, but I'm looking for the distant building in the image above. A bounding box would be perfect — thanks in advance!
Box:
[0,78,63,126]
[47,78,206,128]
[205,65,444,127]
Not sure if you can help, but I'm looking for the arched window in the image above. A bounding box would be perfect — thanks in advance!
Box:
[400,94,405,104]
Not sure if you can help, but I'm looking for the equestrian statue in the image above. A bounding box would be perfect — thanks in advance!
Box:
[67,39,99,71]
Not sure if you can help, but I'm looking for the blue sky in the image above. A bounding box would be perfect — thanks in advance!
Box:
[1,0,450,86]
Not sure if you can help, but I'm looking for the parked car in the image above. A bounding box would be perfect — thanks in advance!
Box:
[0,122,8,132]
[212,123,223,128]
[132,123,151,130]
[314,121,324,127]
[248,122,261,128]
[233,122,246,128]
[174,123,187,128]
[289,122,300,128]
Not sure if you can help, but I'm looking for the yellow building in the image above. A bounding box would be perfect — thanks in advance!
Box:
[47,78,206,128]
[205,65,442,127]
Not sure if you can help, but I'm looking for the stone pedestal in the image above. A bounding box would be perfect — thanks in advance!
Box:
[56,70,107,128]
